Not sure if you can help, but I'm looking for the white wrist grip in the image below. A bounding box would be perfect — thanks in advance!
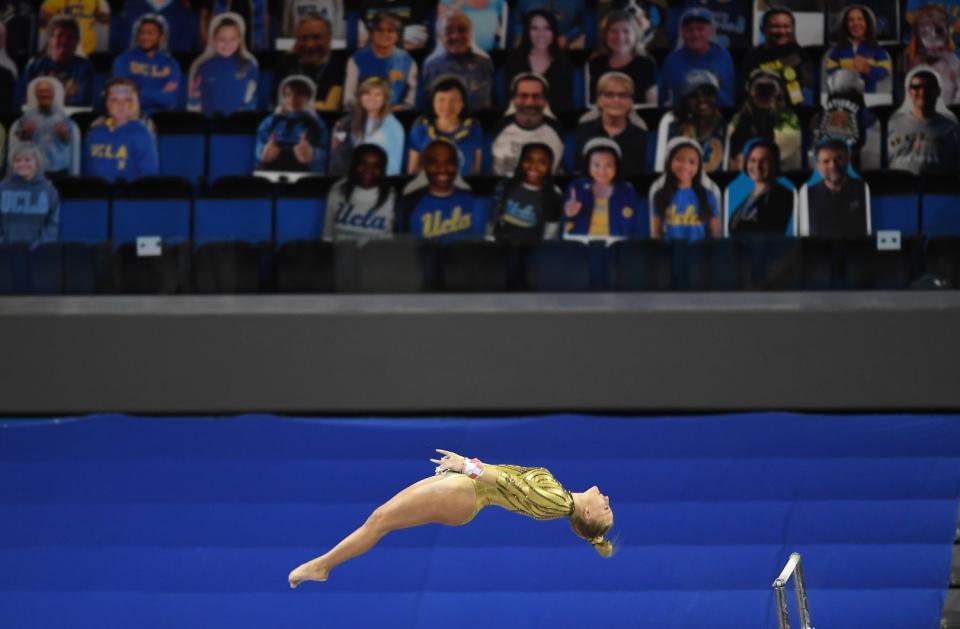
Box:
[462,457,484,479]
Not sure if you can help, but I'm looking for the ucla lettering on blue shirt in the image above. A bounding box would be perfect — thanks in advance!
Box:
[407,190,487,242]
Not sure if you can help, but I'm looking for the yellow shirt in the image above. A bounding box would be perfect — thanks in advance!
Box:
[588,196,610,237]
[471,464,574,522]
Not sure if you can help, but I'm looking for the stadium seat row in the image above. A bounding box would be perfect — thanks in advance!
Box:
[2,235,958,295]
[41,102,960,187]
[19,41,904,113]
[55,173,960,246]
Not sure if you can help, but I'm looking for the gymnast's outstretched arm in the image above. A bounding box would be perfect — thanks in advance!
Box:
[288,450,487,588]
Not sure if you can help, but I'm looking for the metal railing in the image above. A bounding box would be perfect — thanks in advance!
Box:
[773,552,814,629]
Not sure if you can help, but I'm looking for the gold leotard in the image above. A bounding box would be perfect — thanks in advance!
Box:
[462,464,574,523]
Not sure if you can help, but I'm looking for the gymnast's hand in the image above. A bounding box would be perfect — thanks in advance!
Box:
[431,449,465,475]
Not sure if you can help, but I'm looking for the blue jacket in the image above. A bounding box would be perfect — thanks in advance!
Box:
[188,54,259,115]
[83,118,160,182]
[112,48,182,115]
[563,179,643,237]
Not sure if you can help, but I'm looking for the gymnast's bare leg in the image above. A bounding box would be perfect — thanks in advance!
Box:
[288,474,476,588]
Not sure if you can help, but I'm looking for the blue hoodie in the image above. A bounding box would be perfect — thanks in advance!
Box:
[83,118,160,182]
[0,173,60,246]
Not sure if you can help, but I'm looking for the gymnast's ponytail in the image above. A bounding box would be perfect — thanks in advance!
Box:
[569,515,615,558]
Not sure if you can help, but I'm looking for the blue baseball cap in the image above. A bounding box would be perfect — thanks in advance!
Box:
[679,7,713,26]
[679,70,719,99]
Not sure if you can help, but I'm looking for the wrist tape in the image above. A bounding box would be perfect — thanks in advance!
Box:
[463,457,484,480]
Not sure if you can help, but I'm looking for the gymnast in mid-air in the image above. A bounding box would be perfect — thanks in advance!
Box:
[288,449,615,587]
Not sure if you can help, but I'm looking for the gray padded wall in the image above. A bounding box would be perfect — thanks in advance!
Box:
[1,293,958,414]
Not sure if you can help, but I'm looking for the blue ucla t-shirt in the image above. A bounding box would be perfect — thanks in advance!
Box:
[403,189,487,242]
[661,186,718,241]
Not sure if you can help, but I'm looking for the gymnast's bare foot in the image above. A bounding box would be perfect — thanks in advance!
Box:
[288,559,329,588]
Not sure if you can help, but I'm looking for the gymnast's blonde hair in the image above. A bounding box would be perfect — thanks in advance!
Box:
[569,513,615,558]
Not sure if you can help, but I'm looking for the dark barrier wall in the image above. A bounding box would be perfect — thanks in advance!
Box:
[1,293,959,414]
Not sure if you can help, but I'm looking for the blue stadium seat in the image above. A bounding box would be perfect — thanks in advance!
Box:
[439,241,510,291]
[839,236,920,290]
[525,239,590,291]
[801,237,838,290]
[255,51,281,111]
[493,59,506,110]
[560,112,579,173]
[69,111,99,139]
[464,176,497,229]
[0,238,110,296]
[582,9,598,49]
[112,242,192,294]
[275,177,332,245]
[174,54,194,108]
[571,60,586,109]
[152,112,209,189]
[26,244,63,294]
[192,176,274,292]
[0,244,28,294]
[920,173,960,236]
[109,177,194,294]
[90,52,114,110]
[55,177,111,244]
[608,239,672,291]
[350,239,432,293]
[628,173,657,240]
[346,10,359,48]
[275,240,338,293]
[925,236,960,288]
[862,170,919,234]
[112,177,193,245]
[61,243,112,294]
[193,241,269,293]
[677,239,751,290]
[207,112,262,184]
[741,235,803,290]
[194,197,273,246]
[45,176,113,293]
